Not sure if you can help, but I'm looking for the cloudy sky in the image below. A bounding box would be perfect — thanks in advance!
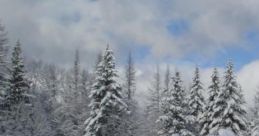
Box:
[1,0,259,106]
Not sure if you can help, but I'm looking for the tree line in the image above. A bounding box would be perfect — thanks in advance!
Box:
[0,22,259,136]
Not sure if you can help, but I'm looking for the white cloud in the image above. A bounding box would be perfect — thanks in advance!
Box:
[237,60,259,106]
[1,0,259,66]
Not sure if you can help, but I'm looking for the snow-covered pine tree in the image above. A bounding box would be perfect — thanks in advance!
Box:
[120,52,139,136]
[210,61,247,135]
[6,40,30,107]
[200,68,221,136]
[0,23,9,135]
[84,45,127,136]
[164,65,170,93]
[78,69,92,134]
[250,88,259,136]
[2,41,34,136]
[146,65,162,136]
[95,52,103,70]
[26,60,59,136]
[0,22,9,108]
[73,49,80,93]
[159,65,171,121]
[44,64,59,105]
[80,69,90,98]
[54,50,89,136]
[125,52,136,100]
[158,71,194,136]
[44,64,68,136]
[188,67,205,134]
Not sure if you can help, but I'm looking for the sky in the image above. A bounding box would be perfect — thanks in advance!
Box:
[1,0,259,106]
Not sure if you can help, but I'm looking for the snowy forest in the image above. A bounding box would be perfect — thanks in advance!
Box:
[0,19,259,136]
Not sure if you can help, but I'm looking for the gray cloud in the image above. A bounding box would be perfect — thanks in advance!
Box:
[1,0,259,67]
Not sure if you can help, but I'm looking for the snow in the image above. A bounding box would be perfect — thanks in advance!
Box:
[218,129,236,136]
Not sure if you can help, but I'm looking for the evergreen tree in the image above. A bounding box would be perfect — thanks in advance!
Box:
[121,52,139,136]
[158,71,194,136]
[210,62,247,135]
[125,52,136,100]
[95,52,103,70]
[2,41,34,136]
[73,49,80,93]
[200,68,221,136]
[80,69,91,107]
[84,46,127,136]
[146,65,162,136]
[188,67,205,125]
[250,88,259,136]
[164,65,170,93]
[6,41,30,107]
[45,64,64,136]
[0,22,9,107]
[54,50,90,136]
[79,69,91,134]
[26,60,59,136]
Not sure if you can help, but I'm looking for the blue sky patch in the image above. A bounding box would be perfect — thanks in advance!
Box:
[167,19,189,36]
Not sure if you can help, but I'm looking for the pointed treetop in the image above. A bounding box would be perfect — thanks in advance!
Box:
[106,43,110,50]
[212,67,218,76]
[194,66,200,78]
[227,59,234,69]
[13,40,23,59]
[174,70,181,79]
[174,67,179,75]
[74,49,80,65]
[16,39,21,47]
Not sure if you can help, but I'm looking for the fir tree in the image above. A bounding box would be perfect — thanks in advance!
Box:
[125,52,136,100]
[158,71,194,136]
[2,41,34,136]
[250,88,259,136]
[80,69,91,106]
[0,22,9,108]
[95,52,103,70]
[200,68,221,136]
[73,49,80,93]
[164,65,170,93]
[188,67,205,134]
[210,62,247,135]
[79,69,91,134]
[84,46,127,136]
[146,65,162,136]
[6,40,30,107]
[121,52,139,136]
[54,50,90,136]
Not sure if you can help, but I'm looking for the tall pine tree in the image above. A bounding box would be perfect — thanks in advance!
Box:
[6,40,30,107]
[121,52,139,136]
[0,22,9,107]
[146,65,162,136]
[84,46,127,136]
[200,68,221,135]
[164,65,170,93]
[73,49,80,93]
[210,62,247,135]
[158,71,194,136]
[188,67,205,118]
[2,41,34,136]
[251,89,259,136]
